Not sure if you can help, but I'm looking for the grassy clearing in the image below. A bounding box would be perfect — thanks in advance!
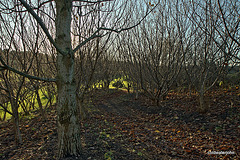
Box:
[109,78,130,89]
[0,78,131,121]
[91,77,131,92]
[0,88,56,120]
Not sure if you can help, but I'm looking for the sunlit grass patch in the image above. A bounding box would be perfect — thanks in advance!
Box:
[0,88,56,121]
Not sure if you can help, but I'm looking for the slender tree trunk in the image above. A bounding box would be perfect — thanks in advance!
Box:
[55,0,81,158]
[47,87,54,107]
[198,87,208,113]
[11,101,22,145]
[188,84,192,96]
[127,83,131,93]
[134,82,139,100]
[3,111,6,121]
[35,89,45,120]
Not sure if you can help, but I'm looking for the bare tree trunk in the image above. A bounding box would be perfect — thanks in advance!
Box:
[134,82,139,100]
[46,86,54,107]
[77,93,87,120]
[127,83,131,93]
[3,111,6,121]
[198,87,208,113]
[11,101,22,145]
[35,89,46,120]
[55,0,81,158]
[188,84,192,97]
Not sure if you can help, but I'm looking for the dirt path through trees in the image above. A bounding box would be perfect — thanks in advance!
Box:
[84,89,239,160]
[1,89,239,159]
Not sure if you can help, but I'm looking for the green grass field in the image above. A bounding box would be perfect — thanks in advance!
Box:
[0,89,56,120]
[0,78,131,121]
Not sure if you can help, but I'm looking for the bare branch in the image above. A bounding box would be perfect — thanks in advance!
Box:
[73,0,159,53]
[217,0,240,47]
[18,0,66,55]
[73,31,102,53]
[0,104,13,116]
[0,86,8,93]
[73,0,113,3]
[38,0,54,9]
[0,55,56,82]
[0,66,7,71]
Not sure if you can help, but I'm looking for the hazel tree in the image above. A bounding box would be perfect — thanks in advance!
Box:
[0,0,158,158]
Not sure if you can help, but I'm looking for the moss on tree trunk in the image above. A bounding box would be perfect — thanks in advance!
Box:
[55,0,81,158]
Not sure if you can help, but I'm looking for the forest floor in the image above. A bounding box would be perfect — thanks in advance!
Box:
[0,88,240,160]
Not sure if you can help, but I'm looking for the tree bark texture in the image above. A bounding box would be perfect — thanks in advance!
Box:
[55,0,81,158]
[11,101,22,145]
[199,89,208,113]
[35,89,46,120]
